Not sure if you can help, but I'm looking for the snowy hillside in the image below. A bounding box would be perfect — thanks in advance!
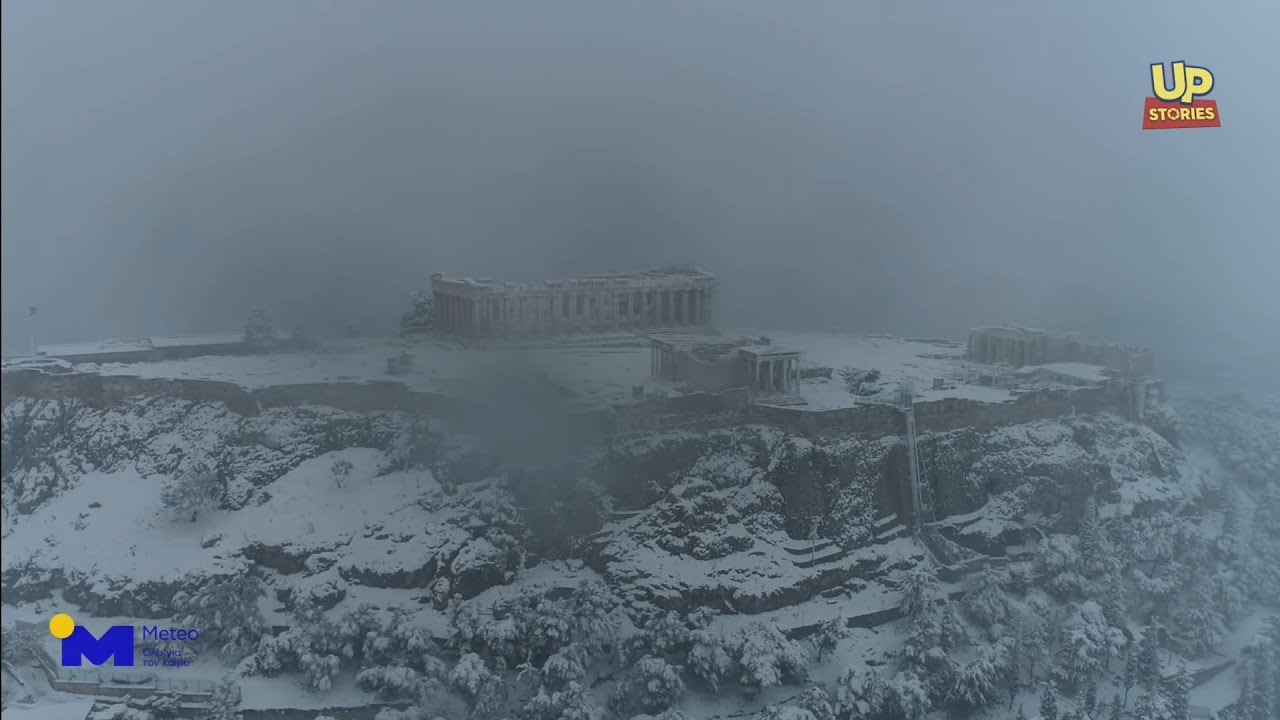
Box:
[3,376,1278,720]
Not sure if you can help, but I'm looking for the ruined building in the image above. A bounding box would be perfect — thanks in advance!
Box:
[967,325,1155,376]
[431,266,716,339]
[650,335,803,402]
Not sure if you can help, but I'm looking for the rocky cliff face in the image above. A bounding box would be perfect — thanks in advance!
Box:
[2,391,1190,624]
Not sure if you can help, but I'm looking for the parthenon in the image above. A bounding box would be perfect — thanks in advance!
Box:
[431,266,717,339]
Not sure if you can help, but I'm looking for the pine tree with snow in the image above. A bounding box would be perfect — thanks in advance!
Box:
[938,604,968,652]
[798,685,835,720]
[1131,688,1169,720]
[1234,661,1255,720]
[1014,609,1053,685]
[1040,681,1060,720]
[400,289,434,333]
[1078,495,1109,578]
[1083,679,1098,719]
[449,652,504,716]
[1136,623,1163,692]
[171,571,267,659]
[735,622,809,688]
[300,651,341,691]
[609,656,685,715]
[1244,645,1277,720]
[1122,644,1138,707]
[244,308,276,347]
[900,564,941,621]
[687,630,736,691]
[949,637,1010,710]
[1108,694,1123,720]
[1164,663,1191,720]
[521,680,603,720]
[964,567,1014,629]
[1097,569,1128,629]
[204,674,242,720]
[889,670,931,720]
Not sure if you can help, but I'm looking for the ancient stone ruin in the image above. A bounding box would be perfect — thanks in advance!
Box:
[966,325,1156,376]
[431,266,717,339]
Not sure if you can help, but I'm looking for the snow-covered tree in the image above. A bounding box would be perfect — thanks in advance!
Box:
[839,367,883,396]
[964,567,1014,629]
[1083,679,1099,719]
[1136,623,1164,692]
[171,571,267,659]
[1056,601,1126,687]
[1078,495,1111,579]
[1035,534,1087,600]
[1012,606,1054,685]
[1132,687,1170,720]
[301,650,341,691]
[521,681,604,720]
[686,629,736,692]
[798,685,836,720]
[890,670,932,720]
[244,308,275,347]
[1164,664,1191,720]
[331,459,353,488]
[541,643,589,688]
[356,666,422,699]
[609,656,685,715]
[161,458,222,522]
[736,622,809,688]
[449,653,505,718]
[755,706,818,720]
[900,564,941,621]
[401,289,434,332]
[813,617,847,661]
[1040,681,1060,720]
[948,638,1011,710]
[204,675,242,720]
[450,580,621,669]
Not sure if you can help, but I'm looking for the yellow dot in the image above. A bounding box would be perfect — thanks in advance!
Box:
[50,613,75,639]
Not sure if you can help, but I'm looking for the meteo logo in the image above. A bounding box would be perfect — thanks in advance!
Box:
[50,613,200,667]
[1143,61,1220,130]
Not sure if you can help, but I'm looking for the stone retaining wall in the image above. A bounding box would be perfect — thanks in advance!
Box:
[3,368,1136,443]
[753,384,1134,437]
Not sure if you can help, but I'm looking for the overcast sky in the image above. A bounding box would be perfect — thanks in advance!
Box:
[3,1,1277,373]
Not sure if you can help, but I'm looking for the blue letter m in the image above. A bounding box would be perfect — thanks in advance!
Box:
[62,626,135,667]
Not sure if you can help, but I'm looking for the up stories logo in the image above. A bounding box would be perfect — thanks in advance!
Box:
[1143,61,1220,130]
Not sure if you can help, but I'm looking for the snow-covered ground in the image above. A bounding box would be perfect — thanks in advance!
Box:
[59,330,1035,411]
[1,448,463,586]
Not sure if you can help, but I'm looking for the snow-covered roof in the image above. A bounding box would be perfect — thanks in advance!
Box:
[39,337,154,357]
[737,345,803,359]
[38,332,246,359]
[969,324,1047,336]
[1032,362,1111,383]
[433,266,716,293]
[148,332,245,348]
[1,700,97,720]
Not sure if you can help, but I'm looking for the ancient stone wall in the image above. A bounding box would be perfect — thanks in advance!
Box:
[752,385,1133,438]
[3,368,1135,442]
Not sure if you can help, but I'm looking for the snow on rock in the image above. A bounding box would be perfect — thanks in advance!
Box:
[1,397,521,614]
